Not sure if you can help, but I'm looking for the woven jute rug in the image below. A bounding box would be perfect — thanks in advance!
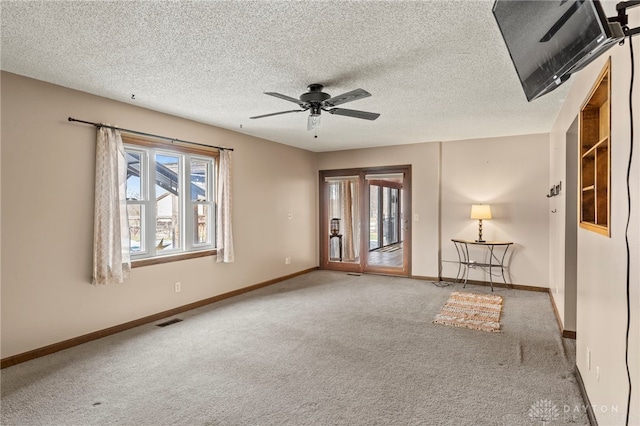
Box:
[433,291,504,332]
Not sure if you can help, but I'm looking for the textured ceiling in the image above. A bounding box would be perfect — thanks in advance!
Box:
[1,0,572,152]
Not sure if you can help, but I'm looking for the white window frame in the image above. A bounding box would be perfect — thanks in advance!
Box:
[123,135,217,265]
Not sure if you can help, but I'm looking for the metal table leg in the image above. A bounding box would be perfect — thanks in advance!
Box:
[488,245,495,292]
[498,244,510,286]
[463,242,470,288]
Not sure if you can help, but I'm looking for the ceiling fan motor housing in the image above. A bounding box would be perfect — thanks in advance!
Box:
[300,84,331,104]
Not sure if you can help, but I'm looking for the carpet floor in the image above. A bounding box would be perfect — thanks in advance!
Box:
[1,271,588,425]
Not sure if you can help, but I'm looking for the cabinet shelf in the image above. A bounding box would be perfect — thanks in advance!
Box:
[582,136,609,158]
[579,59,610,237]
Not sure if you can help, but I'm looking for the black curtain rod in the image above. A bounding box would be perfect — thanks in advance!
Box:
[67,117,234,151]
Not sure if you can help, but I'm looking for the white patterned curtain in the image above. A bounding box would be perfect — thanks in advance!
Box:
[216,150,234,263]
[92,126,130,285]
[341,180,360,261]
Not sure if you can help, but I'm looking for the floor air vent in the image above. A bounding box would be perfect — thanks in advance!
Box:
[156,318,183,327]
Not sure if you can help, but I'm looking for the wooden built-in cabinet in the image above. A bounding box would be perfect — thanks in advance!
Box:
[580,59,611,237]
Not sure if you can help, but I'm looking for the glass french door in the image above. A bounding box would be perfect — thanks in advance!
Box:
[320,166,411,276]
[367,174,404,269]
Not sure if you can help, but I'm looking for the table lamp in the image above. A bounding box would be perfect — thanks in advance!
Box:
[330,218,341,236]
[470,204,492,242]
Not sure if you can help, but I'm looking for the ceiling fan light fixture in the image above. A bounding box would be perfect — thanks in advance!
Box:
[308,114,321,131]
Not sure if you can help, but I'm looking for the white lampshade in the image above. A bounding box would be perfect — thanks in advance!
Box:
[470,204,492,220]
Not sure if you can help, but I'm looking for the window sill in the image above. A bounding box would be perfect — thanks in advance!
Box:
[131,249,217,268]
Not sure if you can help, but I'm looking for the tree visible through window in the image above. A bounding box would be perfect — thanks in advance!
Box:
[123,136,216,261]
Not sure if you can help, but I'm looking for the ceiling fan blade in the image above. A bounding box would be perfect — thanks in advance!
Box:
[325,88,371,106]
[249,110,304,119]
[264,92,307,107]
[328,108,380,120]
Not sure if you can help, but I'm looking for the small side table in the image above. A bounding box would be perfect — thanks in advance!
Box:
[329,234,343,262]
[451,239,513,292]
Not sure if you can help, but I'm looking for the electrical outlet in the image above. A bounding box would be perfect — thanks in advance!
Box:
[287,212,293,220]
[596,366,600,381]
[174,282,181,293]
[285,257,291,265]
[587,347,591,370]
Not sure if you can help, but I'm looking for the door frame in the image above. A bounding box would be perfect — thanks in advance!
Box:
[319,165,412,276]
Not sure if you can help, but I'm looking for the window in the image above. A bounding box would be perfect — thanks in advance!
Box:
[123,135,217,263]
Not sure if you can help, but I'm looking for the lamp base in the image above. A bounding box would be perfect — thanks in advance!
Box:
[477,219,485,243]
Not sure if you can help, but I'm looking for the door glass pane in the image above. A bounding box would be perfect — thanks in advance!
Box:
[327,177,360,263]
[369,185,381,250]
[388,188,399,245]
[156,154,180,251]
[382,187,391,246]
[399,188,405,243]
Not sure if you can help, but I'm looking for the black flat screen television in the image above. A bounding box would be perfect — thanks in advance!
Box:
[493,0,624,101]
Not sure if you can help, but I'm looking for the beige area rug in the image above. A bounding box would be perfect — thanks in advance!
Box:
[433,291,504,332]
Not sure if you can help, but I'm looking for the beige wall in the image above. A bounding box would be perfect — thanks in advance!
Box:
[318,134,551,287]
[440,134,550,287]
[1,72,318,358]
[549,5,640,424]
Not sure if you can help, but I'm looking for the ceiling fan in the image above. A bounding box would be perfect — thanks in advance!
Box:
[249,84,380,131]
